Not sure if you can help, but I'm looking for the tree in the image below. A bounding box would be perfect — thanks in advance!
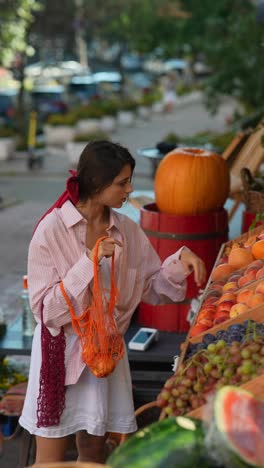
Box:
[174,0,264,113]
[0,0,41,136]
[0,0,40,66]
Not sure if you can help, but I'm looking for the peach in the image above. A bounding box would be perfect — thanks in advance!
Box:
[256,266,264,280]
[255,280,264,295]
[197,317,213,328]
[218,292,237,303]
[245,259,264,272]
[247,292,264,309]
[199,304,217,313]
[218,255,228,264]
[236,289,254,306]
[204,289,221,299]
[228,273,243,283]
[252,239,264,260]
[197,309,215,321]
[209,284,224,293]
[228,247,254,269]
[229,303,249,318]
[203,297,218,306]
[211,264,236,281]
[237,270,257,288]
[214,314,229,325]
[244,235,257,248]
[222,281,238,292]
[190,324,208,338]
[217,300,235,314]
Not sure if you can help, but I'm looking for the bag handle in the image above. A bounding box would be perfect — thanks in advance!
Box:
[60,236,118,338]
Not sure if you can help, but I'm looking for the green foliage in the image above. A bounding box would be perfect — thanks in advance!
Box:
[47,112,77,127]
[120,98,138,112]
[98,100,120,116]
[176,0,264,113]
[74,104,106,120]
[74,130,109,143]
[163,130,235,152]
[250,213,264,230]
[0,0,41,65]
[140,89,162,107]
[0,358,27,395]
[0,127,17,138]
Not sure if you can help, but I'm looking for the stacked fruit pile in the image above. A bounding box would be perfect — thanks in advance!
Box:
[190,227,264,338]
[191,271,264,338]
[212,229,264,281]
[156,225,264,420]
[157,320,264,416]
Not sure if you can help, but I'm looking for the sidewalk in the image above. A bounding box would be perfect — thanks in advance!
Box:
[0,91,234,178]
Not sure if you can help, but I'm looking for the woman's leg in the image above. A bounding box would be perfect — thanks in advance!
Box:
[76,430,109,463]
[34,435,70,463]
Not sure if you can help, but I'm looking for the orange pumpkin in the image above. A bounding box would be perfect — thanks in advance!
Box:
[154,147,230,215]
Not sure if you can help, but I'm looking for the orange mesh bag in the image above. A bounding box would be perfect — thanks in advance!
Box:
[60,236,124,378]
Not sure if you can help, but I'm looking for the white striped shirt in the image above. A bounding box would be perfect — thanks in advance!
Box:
[28,200,188,384]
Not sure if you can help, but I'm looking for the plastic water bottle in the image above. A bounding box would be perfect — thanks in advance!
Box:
[21,275,35,336]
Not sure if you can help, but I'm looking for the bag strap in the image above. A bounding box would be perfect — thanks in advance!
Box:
[59,236,118,337]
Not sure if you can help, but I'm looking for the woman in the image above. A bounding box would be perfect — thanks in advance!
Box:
[19,140,206,464]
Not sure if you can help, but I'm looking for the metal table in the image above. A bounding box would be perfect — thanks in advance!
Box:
[137,147,163,178]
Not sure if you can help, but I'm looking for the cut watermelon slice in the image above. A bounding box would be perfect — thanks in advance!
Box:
[206,386,264,467]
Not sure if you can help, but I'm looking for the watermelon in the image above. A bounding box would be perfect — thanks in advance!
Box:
[107,416,214,468]
[205,386,264,468]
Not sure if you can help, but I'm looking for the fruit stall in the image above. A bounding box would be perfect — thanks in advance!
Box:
[107,225,264,468]
[107,148,264,468]
[163,223,264,419]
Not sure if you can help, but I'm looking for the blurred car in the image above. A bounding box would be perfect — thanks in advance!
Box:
[193,60,212,77]
[0,89,17,126]
[92,71,122,97]
[164,59,188,74]
[121,54,143,71]
[68,75,99,105]
[30,85,68,121]
[125,72,154,95]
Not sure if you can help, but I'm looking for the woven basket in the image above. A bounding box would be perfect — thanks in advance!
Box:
[241,168,264,214]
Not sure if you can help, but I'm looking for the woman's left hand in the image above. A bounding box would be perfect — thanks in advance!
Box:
[180,248,207,287]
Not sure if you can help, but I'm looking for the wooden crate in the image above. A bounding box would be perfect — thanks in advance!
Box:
[190,277,264,344]
[176,226,264,420]
[187,223,264,340]
[200,223,264,304]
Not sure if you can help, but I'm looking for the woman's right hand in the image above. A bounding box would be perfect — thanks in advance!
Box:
[88,237,123,263]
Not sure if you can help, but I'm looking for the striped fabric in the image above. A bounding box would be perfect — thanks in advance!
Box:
[28,200,188,385]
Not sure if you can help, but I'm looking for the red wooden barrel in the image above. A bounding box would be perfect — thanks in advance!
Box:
[241,211,262,233]
[138,203,229,332]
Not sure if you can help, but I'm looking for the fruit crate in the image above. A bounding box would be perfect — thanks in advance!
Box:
[174,224,264,420]
[184,224,264,346]
[189,276,264,345]
[203,223,264,294]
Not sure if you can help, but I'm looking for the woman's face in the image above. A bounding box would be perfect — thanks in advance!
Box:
[96,164,133,208]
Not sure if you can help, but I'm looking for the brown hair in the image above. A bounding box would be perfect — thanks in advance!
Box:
[77,140,135,201]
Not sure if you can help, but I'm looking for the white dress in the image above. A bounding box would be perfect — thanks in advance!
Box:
[19,323,137,437]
